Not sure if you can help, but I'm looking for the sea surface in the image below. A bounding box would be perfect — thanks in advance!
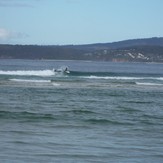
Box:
[0,59,163,163]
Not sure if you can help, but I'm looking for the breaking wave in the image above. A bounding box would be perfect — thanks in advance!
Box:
[0,70,55,77]
[81,75,163,81]
[9,79,51,83]
[9,78,60,86]
[82,76,143,80]
[136,82,163,86]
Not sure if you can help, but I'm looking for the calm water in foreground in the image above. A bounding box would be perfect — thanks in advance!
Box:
[0,59,163,163]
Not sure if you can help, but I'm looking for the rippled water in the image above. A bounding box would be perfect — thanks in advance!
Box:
[0,60,163,162]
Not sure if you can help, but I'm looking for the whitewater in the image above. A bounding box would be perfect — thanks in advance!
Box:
[0,59,163,162]
[0,69,55,76]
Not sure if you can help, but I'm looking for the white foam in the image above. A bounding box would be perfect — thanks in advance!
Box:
[10,78,61,86]
[10,79,51,83]
[51,82,60,86]
[136,82,163,86]
[83,76,143,80]
[0,70,55,77]
[82,76,163,81]
[156,77,163,81]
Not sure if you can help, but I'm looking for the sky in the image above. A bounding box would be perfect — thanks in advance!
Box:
[0,0,163,45]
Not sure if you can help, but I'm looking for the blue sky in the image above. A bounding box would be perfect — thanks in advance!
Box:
[0,0,163,45]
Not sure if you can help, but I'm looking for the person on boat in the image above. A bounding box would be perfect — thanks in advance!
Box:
[65,67,68,72]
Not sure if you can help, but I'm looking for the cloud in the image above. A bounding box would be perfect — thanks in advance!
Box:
[0,28,11,39]
[0,28,28,41]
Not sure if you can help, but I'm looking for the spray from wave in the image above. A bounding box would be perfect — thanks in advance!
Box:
[0,70,55,77]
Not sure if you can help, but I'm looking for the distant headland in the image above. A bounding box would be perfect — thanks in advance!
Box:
[1,37,163,62]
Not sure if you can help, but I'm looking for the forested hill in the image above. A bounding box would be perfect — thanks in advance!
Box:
[1,37,163,62]
[67,37,163,51]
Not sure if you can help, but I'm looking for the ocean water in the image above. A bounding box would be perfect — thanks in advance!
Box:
[0,59,163,163]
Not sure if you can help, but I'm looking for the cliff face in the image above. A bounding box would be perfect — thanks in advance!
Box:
[0,37,163,62]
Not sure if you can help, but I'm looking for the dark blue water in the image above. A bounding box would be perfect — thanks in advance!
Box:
[0,59,163,162]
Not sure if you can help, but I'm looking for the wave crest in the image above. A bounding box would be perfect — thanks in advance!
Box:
[0,70,55,77]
